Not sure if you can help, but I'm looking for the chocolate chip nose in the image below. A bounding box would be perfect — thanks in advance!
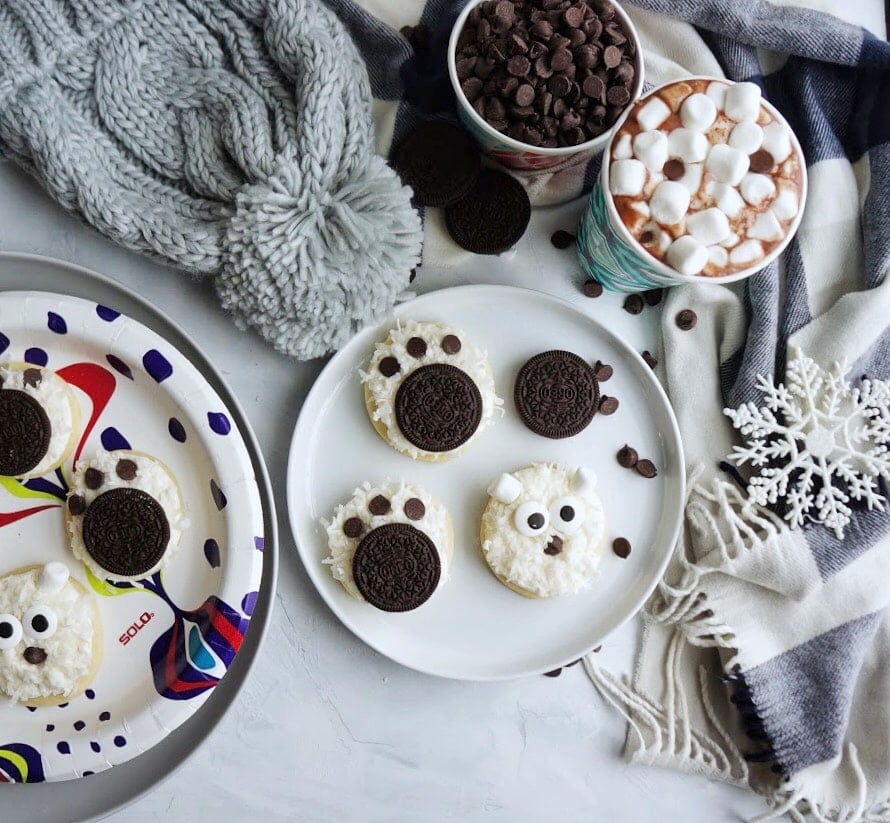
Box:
[23,646,47,665]
[544,535,564,555]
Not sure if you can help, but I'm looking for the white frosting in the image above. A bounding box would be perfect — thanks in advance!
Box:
[361,320,501,460]
[0,565,95,702]
[481,464,606,598]
[323,481,450,602]
[67,449,188,581]
[0,365,75,478]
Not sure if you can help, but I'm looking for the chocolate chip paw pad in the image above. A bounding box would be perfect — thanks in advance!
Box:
[66,449,188,581]
[324,482,453,612]
[0,364,80,480]
[362,320,502,461]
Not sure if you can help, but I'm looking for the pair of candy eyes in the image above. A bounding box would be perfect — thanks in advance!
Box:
[514,497,585,537]
[0,607,57,650]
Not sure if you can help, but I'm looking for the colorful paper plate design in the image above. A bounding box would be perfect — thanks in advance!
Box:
[0,291,265,782]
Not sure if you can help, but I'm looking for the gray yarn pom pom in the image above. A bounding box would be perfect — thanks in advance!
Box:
[218,154,421,359]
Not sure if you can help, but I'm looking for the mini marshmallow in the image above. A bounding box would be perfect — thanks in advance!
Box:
[639,222,671,255]
[771,187,799,221]
[680,93,717,132]
[686,207,731,245]
[740,173,776,206]
[729,239,765,266]
[705,143,749,186]
[721,232,741,248]
[650,180,690,225]
[488,473,522,504]
[633,130,669,172]
[706,82,728,111]
[610,159,647,196]
[761,121,793,163]
[613,133,633,160]
[749,210,784,242]
[709,182,746,218]
[572,467,599,496]
[38,562,70,593]
[636,97,671,132]
[707,245,729,270]
[729,121,764,154]
[668,128,709,163]
[666,235,709,276]
[630,200,651,219]
[677,162,704,195]
[724,81,762,122]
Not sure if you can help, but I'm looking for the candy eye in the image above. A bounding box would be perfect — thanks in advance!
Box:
[0,614,23,650]
[514,501,549,536]
[23,606,57,640]
[550,496,585,534]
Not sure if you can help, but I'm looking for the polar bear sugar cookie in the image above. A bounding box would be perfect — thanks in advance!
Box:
[324,481,453,612]
[362,320,501,461]
[0,363,80,480]
[481,463,607,598]
[66,449,188,582]
[0,562,101,705]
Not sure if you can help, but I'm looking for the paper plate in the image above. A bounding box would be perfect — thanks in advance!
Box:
[0,290,265,783]
[287,285,684,680]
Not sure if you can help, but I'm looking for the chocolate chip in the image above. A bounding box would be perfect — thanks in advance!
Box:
[582,75,605,100]
[369,495,391,516]
[404,497,426,521]
[676,309,697,331]
[598,395,619,415]
[115,459,137,481]
[643,288,663,306]
[635,459,658,478]
[603,44,622,68]
[23,368,42,388]
[406,337,427,358]
[343,517,364,538]
[530,20,553,39]
[494,0,515,29]
[543,668,562,677]
[24,647,47,665]
[663,158,685,180]
[594,362,613,381]
[617,444,638,468]
[575,44,599,70]
[749,149,775,173]
[544,535,564,555]
[509,33,528,54]
[378,356,400,377]
[515,83,535,106]
[606,84,630,106]
[623,294,644,315]
[582,279,603,298]
[549,74,571,97]
[409,268,417,283]
[533,55,553,78]
[642,350,658,369]
[507,55,530,76]
[85,468,104,490]
[550,48,572,72]
[563,6,584,28]
[461,77,484,102]
[612,537,632,558]
[442,334,462,354]
[68,495,86,516]
[550,230,574,249]
[593,645,602,653]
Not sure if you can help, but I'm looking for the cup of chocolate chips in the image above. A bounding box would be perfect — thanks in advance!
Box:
[448,0,643,176]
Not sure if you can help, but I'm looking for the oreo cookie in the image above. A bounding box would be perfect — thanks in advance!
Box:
[82,487,170,577]
[395,363,483,452]
[352,523,441,612]
[392,121,481,207]
[0,390,51,477]
[444,169,531,255]
[514,350,599,439]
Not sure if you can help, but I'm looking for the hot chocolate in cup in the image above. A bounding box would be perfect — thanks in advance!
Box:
[576,76,808,291]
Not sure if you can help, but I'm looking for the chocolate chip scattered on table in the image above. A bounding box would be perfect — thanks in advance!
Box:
[582,279,603,298]
[550,229,575,249]
[616,444,638,468]
[641,350,657,369]
[635,458,657,478]
[612,537,631,558]
[455,0,638,148]
[675,309,697,330]
[623,293,644,314]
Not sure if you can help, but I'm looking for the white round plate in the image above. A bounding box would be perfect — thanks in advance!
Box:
[0,290,265,783]
[288,285,684,680]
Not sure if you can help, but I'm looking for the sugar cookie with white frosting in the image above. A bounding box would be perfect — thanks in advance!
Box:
[481,463,607,598]
[66,449,188,582]
[0,363,80,480]
[0,562,102,705]
[324,481,453,612]
[362,321,501,462]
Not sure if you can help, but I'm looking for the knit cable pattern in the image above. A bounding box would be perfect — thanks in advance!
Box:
[0,0,422,359]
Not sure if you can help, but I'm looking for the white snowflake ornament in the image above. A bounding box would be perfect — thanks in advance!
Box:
[724,348,890,539]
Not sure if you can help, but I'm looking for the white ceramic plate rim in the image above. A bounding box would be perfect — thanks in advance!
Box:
[287,284,685,681]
